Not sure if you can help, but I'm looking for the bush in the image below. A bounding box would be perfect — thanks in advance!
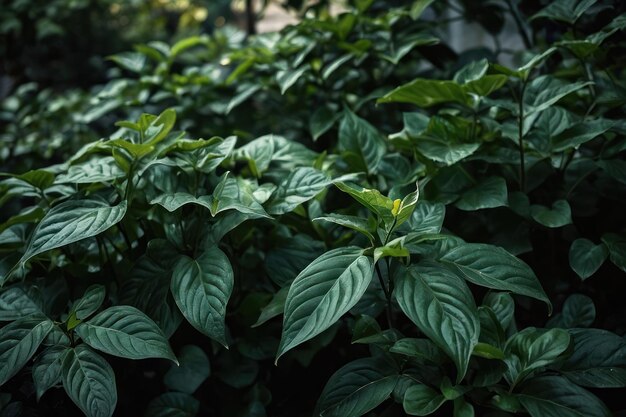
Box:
[1,1,626,416]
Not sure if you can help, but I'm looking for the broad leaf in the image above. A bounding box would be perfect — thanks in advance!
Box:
[407,201,445,235]
[75,306,176,361]
[378,79,469,107]
[277,247,374,360]
[394,263,479,382]
[20,200,127,266]
[440,243,551,308]
[32,345,69,400]
[145,392,200,417]
[517,375,610,417]
[455,177,508,211]
[313,214,375,243]
[547,294,595,328]
[0,317,53,385]
[164,345,210,394]
[561,328,626,388]
[0,286,42,321]
[315,357,399,417]
[338,110,386,174]
[403,383,446,416]
[267,167,331,215]
[62,345,117,417]
[72,284,106,320]
[530,200,572,228]
[171,247,233,346]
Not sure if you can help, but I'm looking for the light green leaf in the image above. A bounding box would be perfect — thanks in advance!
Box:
[164,345,210,394]
[277,66,307,94]
[75,306,176,362]
[32,345,69,400]
[335,182,394,227]
[0,317,53,385]
[395,263,479,382]
[561,328,626,388]
[378,79,469,108]
[108,51,146,73]
[20,200,127,266]
[277,247,373,360]
[530,200,572,228]
[439,243,551,308]
[455,177,508,211]
[315,357,399,417]
[403,383,446,416]
[518,375,610,417]
[338,110,386,174]
[171,247,233,346]
[568,239,608,280]
[145,392,200,417]
[171,36,205,57]
[504,328,570,385]
[267,167,331,215]
[62,345,117,417]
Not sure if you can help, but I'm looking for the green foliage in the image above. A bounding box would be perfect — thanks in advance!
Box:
[1,0,626,416]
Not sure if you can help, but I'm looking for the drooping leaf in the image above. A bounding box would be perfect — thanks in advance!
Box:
[561,328,626,388]
[334,182,394,227]
[253,287,289,327]
[378,79,469,107]
[394,263,479,382]
[62,345,117,417]
[517,375,610,417]
[75,306,176,362]
[277,247,374,360]
[313,214,375,243]
[439,243,551,308]
[403,383,446,416]
[455,177,508,211]
[315,357,399,417]
[0,317,53,385]
[171,247,233,346]
[19,200,127,267]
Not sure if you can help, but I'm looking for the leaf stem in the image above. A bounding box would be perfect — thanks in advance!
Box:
[375,261,394,329]
[517,80,528,192]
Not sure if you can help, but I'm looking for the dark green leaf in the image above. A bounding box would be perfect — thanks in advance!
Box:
[0,317,53,385]
[569,239,608,280]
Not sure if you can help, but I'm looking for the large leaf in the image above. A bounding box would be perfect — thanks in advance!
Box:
[315,357,399,417]
[394,263,479,381]
[561,328,626,388]
[171,247,233,346]
[568,239,608,280]
[439,243,551,309]
[407,201,446,235]
[0,317,53,385]
[62,345,117,417]
[338,110,386,174]
[0,286,42,321]
[267,167,331,215]
[145,392,200,417]
[517,376,610,417]
[32,345,69,400]
[75,306,176,362]
[19,200,127,266]
[504,327,570,385]
[277,247,374,360]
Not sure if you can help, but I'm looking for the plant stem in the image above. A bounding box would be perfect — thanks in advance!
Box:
[518,80,528,192]
[505,0,532,49]
[375,261,394,329]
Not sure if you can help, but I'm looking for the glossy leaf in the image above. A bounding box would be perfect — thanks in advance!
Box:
[0,317,53,385]
[75,306,176,362]
[277,247,373,360]
[569,239,608,280]
[71,284,106,320]
[338,110,386,174]
[403,383,446,416]
[62,345,117,417]
[395,263,479,381]
[171,247,234,346]
[267,167,331,215]
[32,345,69,400]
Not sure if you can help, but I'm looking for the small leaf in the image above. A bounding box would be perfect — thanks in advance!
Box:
[253,287,289,328]
[335,182,395,227]
[145,392,199,417]
[403,383,446,416]
[72,285,106,320]
[569,239,608,280]
[310,106,340,141]
[548,294,595,328]
[530,200,572,228]
[313,214,375,243]
[164,345,210,394]
[171,247,234,346]
[75,306,176,362]
[378,79,469,108]
[276,66,307,94]
[277,247,373,360]
[62,345,117,417]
